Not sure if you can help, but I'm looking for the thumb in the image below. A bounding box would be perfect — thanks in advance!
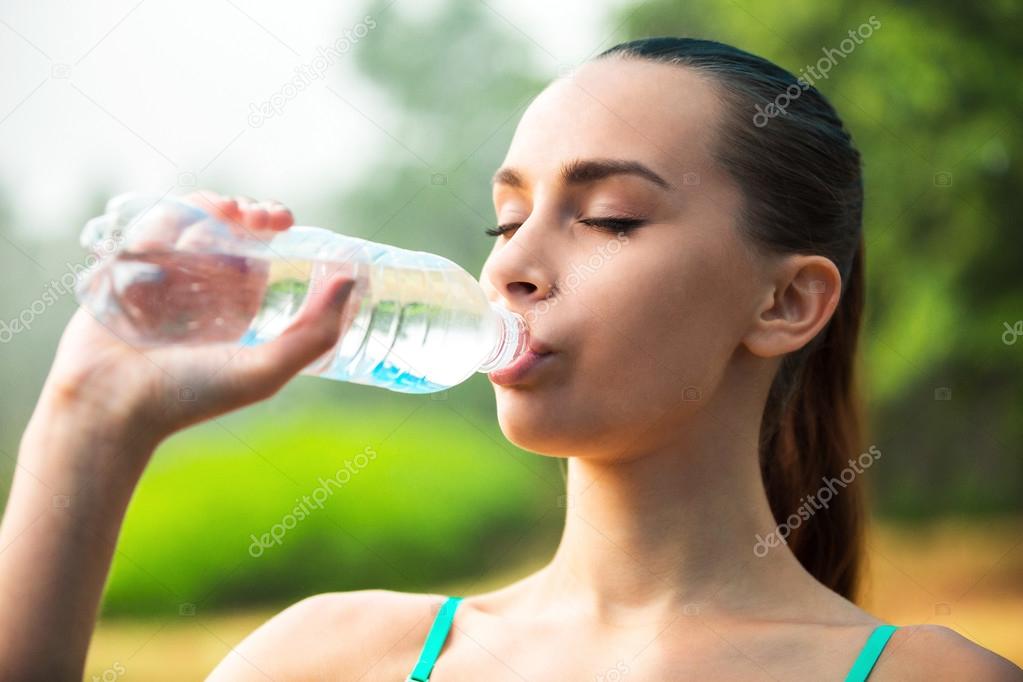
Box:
[234,273,357,397]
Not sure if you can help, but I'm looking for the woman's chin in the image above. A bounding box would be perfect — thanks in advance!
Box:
[494,391,582,455]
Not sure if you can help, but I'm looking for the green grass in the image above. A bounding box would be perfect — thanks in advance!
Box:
[101,401,562,616]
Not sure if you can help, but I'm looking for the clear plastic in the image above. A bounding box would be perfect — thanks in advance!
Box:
[74,193,529,394]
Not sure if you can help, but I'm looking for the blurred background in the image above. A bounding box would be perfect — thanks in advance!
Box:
[1,0,1020,678]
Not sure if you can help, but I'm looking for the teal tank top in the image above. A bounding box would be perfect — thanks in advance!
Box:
[406,596,463,682]
[406,596,898,681]
[844,624,899,681]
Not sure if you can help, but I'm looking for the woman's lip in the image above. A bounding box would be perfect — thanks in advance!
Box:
[487,349,555,386]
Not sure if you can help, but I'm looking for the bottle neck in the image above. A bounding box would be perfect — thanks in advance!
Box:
[478,305,529,373]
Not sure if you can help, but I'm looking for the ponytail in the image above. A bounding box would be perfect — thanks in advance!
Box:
[759,233,866,600]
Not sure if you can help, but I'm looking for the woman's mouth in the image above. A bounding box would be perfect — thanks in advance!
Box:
[487,347,556,386]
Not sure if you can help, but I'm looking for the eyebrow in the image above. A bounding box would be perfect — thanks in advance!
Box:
[491,157,673,191]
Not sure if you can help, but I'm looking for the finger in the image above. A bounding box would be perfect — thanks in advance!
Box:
[184,190,241,225]
[200,195,247,235]
[232,274,356,396]
[213,196,241,223]
[230,195,257,228]
[265,201,294,231]
[130,193,216,252]
[241,202,270,231]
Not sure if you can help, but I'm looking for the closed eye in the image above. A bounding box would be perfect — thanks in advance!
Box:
[578,216,646,233]
[484,222,521,237]
[484,216,646,237]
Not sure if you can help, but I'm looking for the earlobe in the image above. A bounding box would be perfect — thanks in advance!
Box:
[742,255,841,359]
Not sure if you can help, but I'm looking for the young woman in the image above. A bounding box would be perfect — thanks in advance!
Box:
[1,37,1018,681]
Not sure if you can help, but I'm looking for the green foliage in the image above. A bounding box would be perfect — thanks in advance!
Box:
[324,0,548,268]
[102,403,561,616]
[605,1,1023,517]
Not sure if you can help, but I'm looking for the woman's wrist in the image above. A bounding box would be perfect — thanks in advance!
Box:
[21,388,162,495]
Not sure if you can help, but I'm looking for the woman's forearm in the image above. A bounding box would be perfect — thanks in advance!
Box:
[0,195,351,679]
[0,396,158,680]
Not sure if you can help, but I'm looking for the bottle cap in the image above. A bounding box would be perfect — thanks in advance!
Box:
[478,304,529,372]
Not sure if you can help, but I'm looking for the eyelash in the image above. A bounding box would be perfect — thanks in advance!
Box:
[484,216,646,237]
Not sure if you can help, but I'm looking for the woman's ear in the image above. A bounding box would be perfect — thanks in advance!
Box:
[742,254,842,359]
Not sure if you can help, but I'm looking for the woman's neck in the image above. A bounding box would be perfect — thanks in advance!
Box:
[526,388,818,626]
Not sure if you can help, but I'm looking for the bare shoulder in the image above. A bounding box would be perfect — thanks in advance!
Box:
[207,589,446,681]
[875,624,1022,681]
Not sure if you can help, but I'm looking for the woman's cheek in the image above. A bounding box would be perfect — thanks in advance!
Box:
[570,266,664,376]
[595,259,710,388]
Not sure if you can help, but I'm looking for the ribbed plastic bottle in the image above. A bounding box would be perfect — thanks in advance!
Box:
[75,193,529,393]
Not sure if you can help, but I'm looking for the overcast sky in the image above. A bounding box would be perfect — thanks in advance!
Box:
[1,0,627,241]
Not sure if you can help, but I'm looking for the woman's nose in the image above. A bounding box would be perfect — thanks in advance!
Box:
[483,239,555,307]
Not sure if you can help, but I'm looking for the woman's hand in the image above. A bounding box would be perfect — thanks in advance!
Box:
[39,190,355,454]
[0,190,355,680]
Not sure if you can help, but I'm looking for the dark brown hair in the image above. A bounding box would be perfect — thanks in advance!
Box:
[598,37,867,599]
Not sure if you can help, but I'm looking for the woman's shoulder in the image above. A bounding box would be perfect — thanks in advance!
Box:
[872,623,1021,681]
[207,589,447,681]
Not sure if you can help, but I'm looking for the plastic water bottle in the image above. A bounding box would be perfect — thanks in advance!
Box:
[74,193,529,393]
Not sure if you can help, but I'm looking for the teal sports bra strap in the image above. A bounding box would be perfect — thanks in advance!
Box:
[844,624,898,682]
[407,596,463,682]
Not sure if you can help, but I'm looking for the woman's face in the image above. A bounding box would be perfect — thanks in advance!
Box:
[480,58,770,459]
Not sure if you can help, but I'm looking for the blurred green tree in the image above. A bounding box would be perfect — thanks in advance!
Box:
[329,0,1022,516]
[603,1,1022,516]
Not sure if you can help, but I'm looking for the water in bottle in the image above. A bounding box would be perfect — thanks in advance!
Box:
[75,193,529,393]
